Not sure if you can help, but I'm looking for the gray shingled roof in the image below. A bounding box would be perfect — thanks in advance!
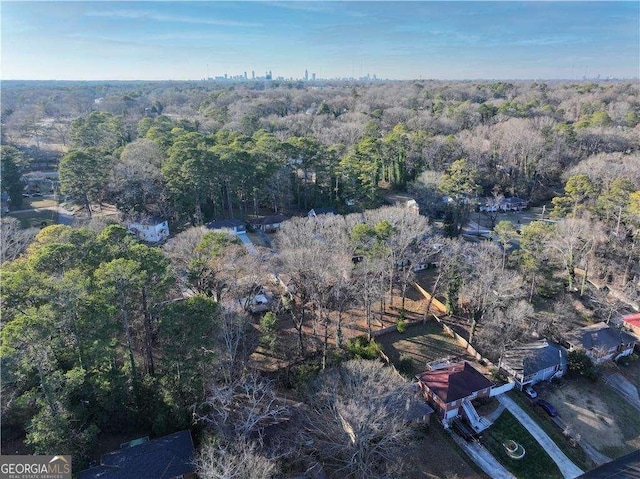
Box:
[565,322,637,352]
[500,340,567,377]
[77,430,195,479]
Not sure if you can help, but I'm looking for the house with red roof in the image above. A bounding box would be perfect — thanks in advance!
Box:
[415,361,508,431]
[621,313,640,339]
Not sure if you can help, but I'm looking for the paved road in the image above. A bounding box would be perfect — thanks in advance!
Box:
[8,205,76,225]
[449,430,516,479]
[498,395,583,479]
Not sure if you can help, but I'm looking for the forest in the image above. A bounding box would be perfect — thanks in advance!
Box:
[1,79,639,478]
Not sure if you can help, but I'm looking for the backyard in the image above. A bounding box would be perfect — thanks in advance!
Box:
[482,410,563,479]
[377,319,471,375]
[541,377,640,459]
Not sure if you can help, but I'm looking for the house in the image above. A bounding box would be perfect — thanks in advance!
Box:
[500,197,529,211]
[126,218,169,243]
[621,313,640,338]
[499,340,567,388]
[405,389,434,426]
[564,322,637,364]
[239,290,274,313]
[384,193,420,215]
[416,361,495,431]
[250,213,290,232]
[77,430,196,479]
[307,207,336,217]
[577,448,640,478]
[206,218,246,235]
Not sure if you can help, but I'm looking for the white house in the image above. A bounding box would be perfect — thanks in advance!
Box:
[499,340,567,388]
[127,218,169,243]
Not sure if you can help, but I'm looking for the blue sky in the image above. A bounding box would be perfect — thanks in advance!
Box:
[2,1,638,80]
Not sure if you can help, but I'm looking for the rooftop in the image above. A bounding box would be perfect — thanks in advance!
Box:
[622,313,640,329]
[565,322,637,352]
[77,430,195,479]
[416,361,493,404]
[250,213,290,225]
[500,340,567,377]
[206,218,246,229]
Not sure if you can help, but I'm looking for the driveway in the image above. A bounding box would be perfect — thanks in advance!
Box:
[235,231,257,254]
[602,372,640,413]
[448,430,516,479]
[498,395,583,479]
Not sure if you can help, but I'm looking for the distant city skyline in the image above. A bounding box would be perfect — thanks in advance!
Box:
[2,2,638,81]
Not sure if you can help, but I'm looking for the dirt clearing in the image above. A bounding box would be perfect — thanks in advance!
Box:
[541,378,640,459]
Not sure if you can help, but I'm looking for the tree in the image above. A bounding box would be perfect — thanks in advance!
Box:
[197,373,289,441]
[59,149,111,217]
[69,111,127,152]
[551,174,598,218]
[157,296,219,426]
[517,221,557,300]
[0,217,38,263]
[1,145,27,209]
[459,243,524,343]
[439,159,480,236]
[95,258,146,382]
[106,139,169,218]
[301,360,417,479]
[195,438,279,479]
[162,131,217,224]
[546,216,606,291]
[494,220,517,270]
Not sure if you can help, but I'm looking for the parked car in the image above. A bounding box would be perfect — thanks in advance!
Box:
[537,399,558,417]
[523,385,538,399]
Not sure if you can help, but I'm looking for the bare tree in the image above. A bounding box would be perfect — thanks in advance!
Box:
[459,243,525,343]
[1,217,38,263]
[195,438,279,479]
[546,216,606,291]
[301,360,417,479]
[197,373,289,441]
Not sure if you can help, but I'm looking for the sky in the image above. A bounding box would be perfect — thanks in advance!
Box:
[1,1,638,81]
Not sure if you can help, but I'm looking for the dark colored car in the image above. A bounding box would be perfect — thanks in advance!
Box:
[537,399,558,417]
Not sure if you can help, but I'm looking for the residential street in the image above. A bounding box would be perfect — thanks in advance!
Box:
[449,430,516,479]
[498,395,584,479]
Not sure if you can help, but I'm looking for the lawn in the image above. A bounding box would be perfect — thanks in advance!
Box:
[507,390,591,471]
[543,377,640,459]
[617,352,640,389]
[377,320,468,375]
[482,410,563,479]
[9,209,58,228]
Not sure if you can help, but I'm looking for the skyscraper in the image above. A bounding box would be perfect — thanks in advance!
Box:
[304,69,309,81]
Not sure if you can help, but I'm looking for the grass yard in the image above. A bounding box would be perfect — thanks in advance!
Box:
[507,390,591,471]
[9,209,58,228]
[544,377,640,459]
[617,352,640,389]
[483,410,563,479]
[377,320,468,375]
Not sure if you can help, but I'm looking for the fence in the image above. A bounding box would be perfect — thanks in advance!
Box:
[411,281,447,315]
[411,281,495,368]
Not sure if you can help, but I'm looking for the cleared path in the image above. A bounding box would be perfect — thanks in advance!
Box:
[448,430,516,479]
[498,395,583,479]
[235,232,257,255]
